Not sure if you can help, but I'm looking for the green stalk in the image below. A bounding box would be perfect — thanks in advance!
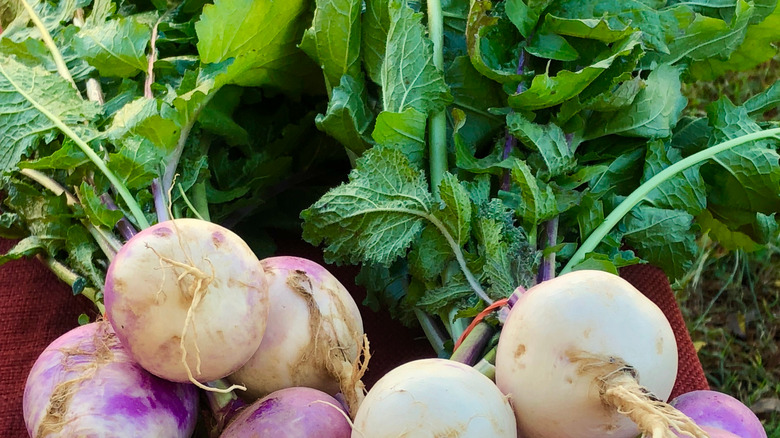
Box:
[562,128,780,274]
[19,0,77,89]
[427,0,447,198]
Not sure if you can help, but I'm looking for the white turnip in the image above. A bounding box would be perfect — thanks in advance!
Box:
[495,270,704,438]
[351,358,517,437]
[220,387,352,437]
[104,218,270,388]
[23,321,199,437]
[227,256,366,414]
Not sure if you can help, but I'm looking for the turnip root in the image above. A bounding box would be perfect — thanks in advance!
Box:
[670,390,767,438]
[227,256,367,414]
[495,270,705,438]
[104,218,270,387]
[23,321,198,437]
[351,358,517,437]
[220,387,352,437]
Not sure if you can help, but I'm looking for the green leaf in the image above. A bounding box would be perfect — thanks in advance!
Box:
[505,0,554,38]
[446,56,505,148]
[195,0,319,92]
[623,204,698,280]
[642,140,707,215]
[77,182,124,229]
[577,194,604,242]
[408,224,451,281]
[689,1,780,80]
[646,0,755,66]
[107,136,165,190]
[357,261,418,326]
[362,0,390,85]
[19,139,90,170]
[316,74,374,156]
[2,180,74,256]
[0,55,100,173]
[72,15,153,78]
[588,147,645,198]
[508,33,642,110]
[696,209,762,252]
[525,31,580,61]
[65,224,106,289]
[502,158,558,229]
[107,98,180,150]
[543,15,635,43]
[744,80,780,116]
[372,108,427,168]
[755,212,779,243]
[301,147,434,266]
[454,131,513,176]
[417,275,474,314]
[197,86,250,146]
[435,173,472,246]
[585,64,687,140]
[702,97,780,231]
[303,0,362,92]
[382,0,452,114]
[506,112,575,180]
[0,236,45,265]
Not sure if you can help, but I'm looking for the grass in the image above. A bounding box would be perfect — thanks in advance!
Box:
[679,55,780,436]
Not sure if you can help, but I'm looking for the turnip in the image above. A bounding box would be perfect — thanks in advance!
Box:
[227,256,367,414]
[670,390,767,438]
[220,387,352,437]
[495,270,705,438]
[351,358,517,437]
[104,218,270,389]
[23,321,198,437]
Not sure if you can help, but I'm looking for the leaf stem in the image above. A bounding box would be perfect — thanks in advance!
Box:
[19,0,76,89]
[427,0,447,198]
[37,255,105,314]
[562,127,780,274]
[414,309,448,356]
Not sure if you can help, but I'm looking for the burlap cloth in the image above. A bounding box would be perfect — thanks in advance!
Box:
[0,237,708,436]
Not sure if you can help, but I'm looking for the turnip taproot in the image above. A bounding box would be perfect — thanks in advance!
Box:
[351,358,517,437]
[227,256,367,414]
[220,387,352,437]
[670,390,767,438]
[23,321,199,437]
[495,270,705,438]
[104,218,270,388]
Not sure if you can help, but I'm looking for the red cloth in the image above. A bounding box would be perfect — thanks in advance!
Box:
[0,237,708,437]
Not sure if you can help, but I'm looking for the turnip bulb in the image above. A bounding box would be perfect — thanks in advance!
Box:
[23,321,198,437]
[670,390,767,438]
[104,218,270,387]
[351,358,517,437]
[220,387,352,437]
[227,256,366,414]
[495,270,705,438]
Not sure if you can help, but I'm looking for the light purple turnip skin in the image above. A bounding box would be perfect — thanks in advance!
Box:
[228,256,364,402]
[670,390,767,438]
[105,218,270,383]
[220,387,352,438]
[676,425,741,438]
[23,321,199,438]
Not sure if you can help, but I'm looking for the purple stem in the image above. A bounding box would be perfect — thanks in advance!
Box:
[536,216,559,284]
[500,49,529,191]
[99,194,137,240]
[152,178,170,223]
[449,322,494,366]
[204,380,248,438]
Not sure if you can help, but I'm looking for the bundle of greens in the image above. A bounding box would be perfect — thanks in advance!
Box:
[299,0,780,354]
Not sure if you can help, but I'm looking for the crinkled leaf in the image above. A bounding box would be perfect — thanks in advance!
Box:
[316,74,374,156]
[501,158,558,229]
[382,0,452,114]
[409,224,451,281]
[0,236,45,265]
[2,180,74,256]
[417,273,473,314]
[107,136,165,190]
[72,15,152,78]
[0,55,100,173]
[642,140,707,215]
[302,0,362,92]
[195,0,319,92]
[435,173,472,246]
[65,224,106,289]
[577,194,604,241]
[466,0,526,84]
[585,64,687,140]
[508,33,642,110]
[507,112,575,180]
[19,139,90,170]
[357,261,418,327]
[372,108,427,168]
[622,204,698,280]
[107,97,180,150]
[588,147,645,198]
[697,209,762,252]
[301,147,434,266]
[744,80,780,116]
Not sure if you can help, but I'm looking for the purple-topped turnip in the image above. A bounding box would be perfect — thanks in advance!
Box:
[220,387,352,437]
[23,321,198,437]
[228,256,366,414]
[670,390,767,438]
[104,218,270,388]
